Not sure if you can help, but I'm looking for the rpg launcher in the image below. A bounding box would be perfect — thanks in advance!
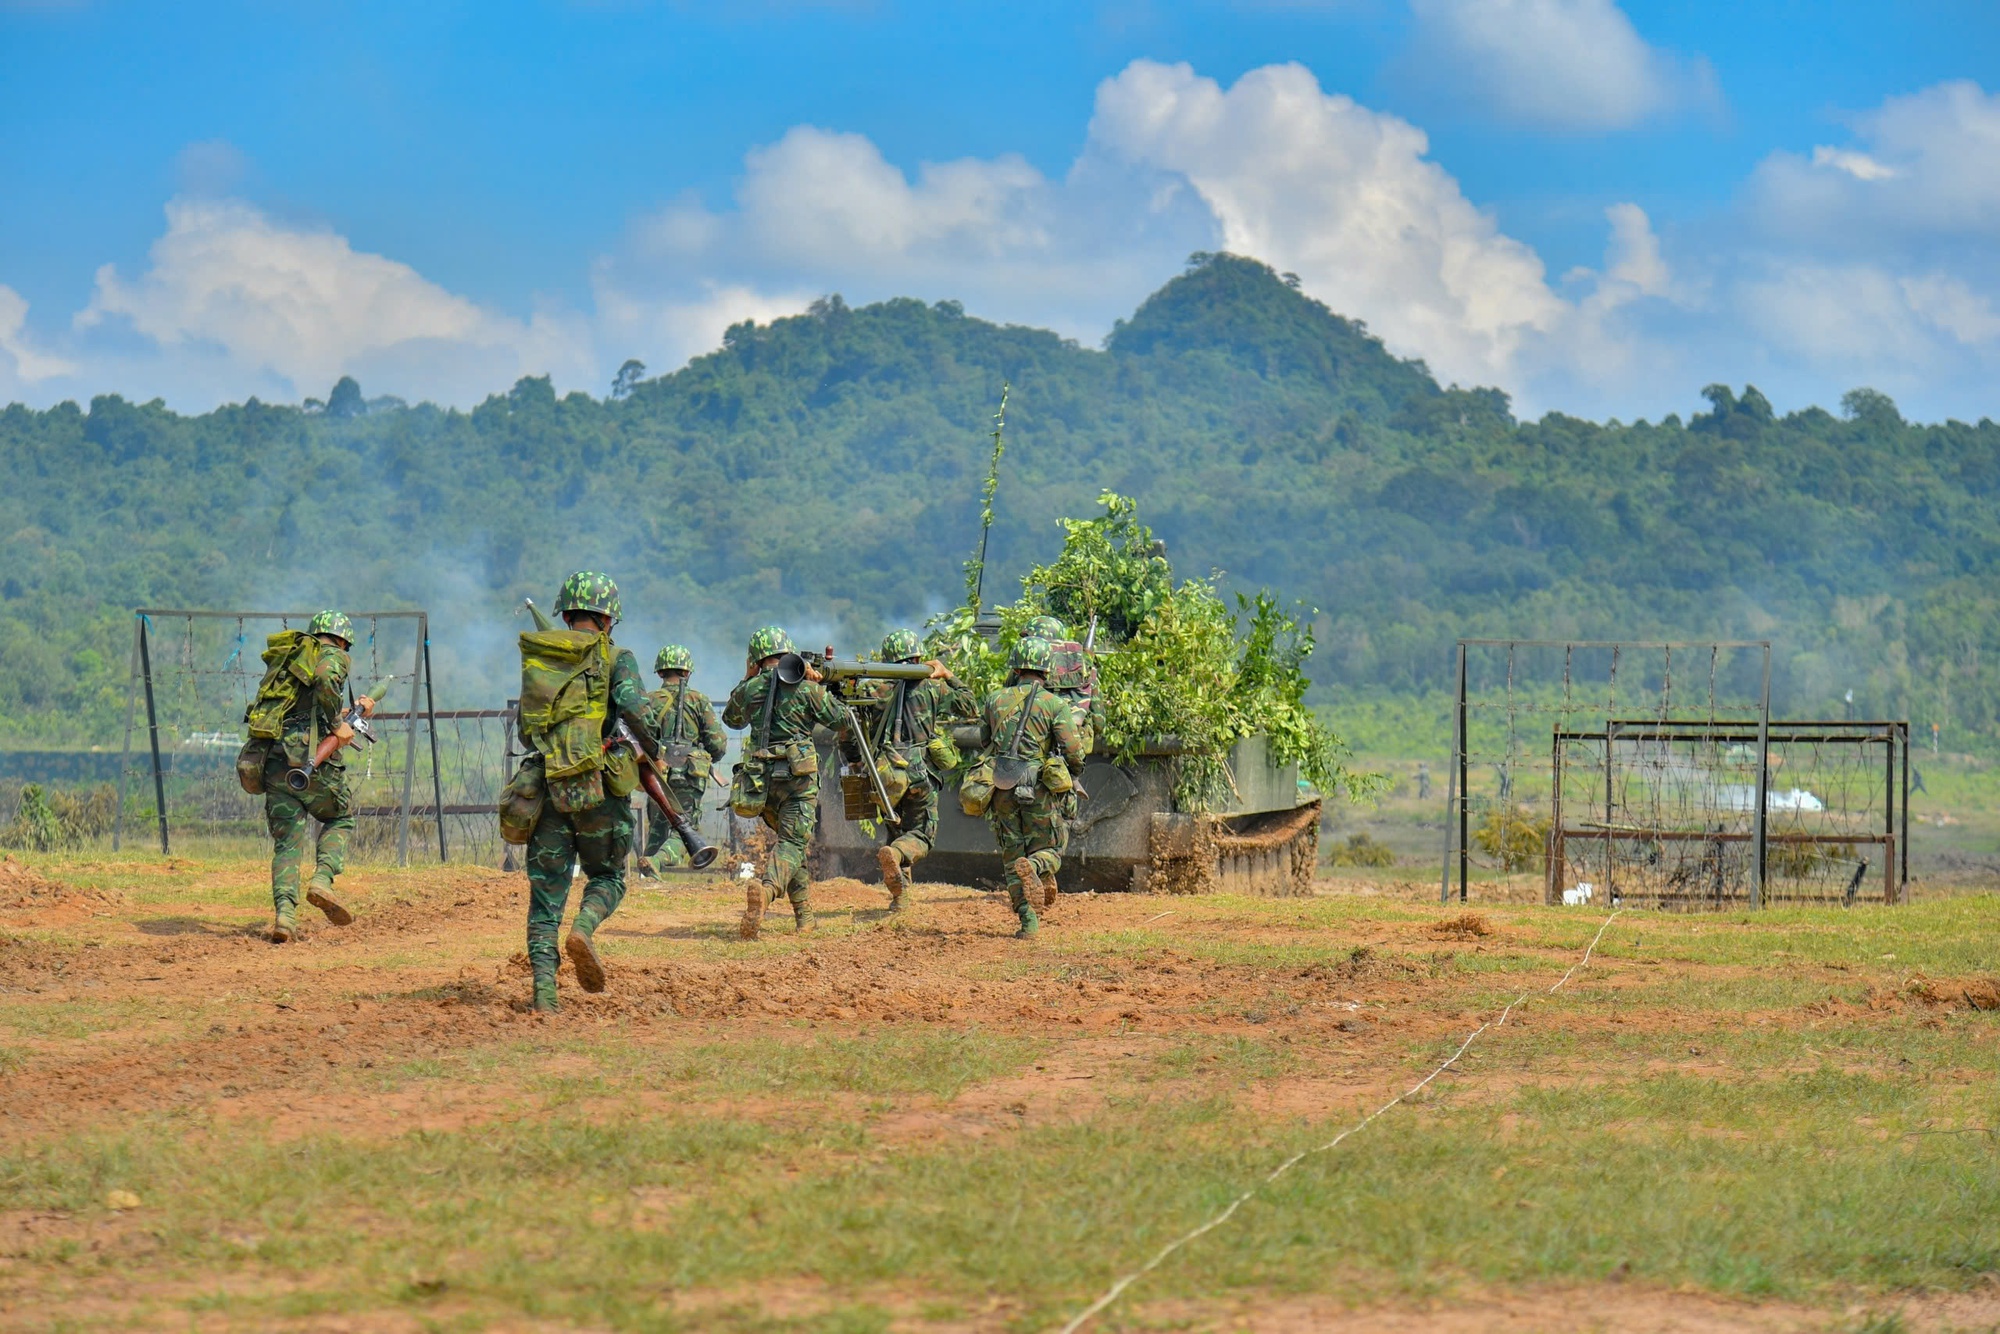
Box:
[772,649,937,826]
[286,677,395,793]
[607,719,721,869]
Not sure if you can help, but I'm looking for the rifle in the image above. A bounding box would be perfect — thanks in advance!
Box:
[773,649,937,825]
[286,676,394,793]
[608,719,720,869]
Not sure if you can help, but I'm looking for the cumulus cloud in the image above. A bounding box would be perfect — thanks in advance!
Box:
[1725,80,2000,402]
[1089,59,1670,390]
[1407,0,1718,131]
[0,285,79,384]
[75,198,593,405]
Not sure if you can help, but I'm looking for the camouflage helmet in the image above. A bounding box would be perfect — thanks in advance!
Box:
[747,625,794,661]
[308,610,355,645]
[555,571,621,627]
[654,644,693,674]
[880,628,923,662]
[1026,614,1067,642]
[1010,637,1053,674]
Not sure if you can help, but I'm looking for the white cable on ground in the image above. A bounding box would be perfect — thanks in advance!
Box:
[1057,908,1623,1334]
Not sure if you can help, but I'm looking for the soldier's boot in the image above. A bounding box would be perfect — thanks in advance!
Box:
[740,879,772,940]
[1008,859,1042,939]
[566,908,608,993]
[1042,872,1060,910]
[877,846,907,910]
[531,967,560,1014]
[634,857,659,880]
[270,901,298,944]
[791,887,816,934]
[305,874,353,927]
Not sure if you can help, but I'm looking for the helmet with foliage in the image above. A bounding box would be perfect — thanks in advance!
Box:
[1026,614,1067,642]
[308,610,355,645]
[1010,637,1053,675]
[654,645,693,674]
[747,626,795,661]
[879,628,923,662]
[555,571,621,627]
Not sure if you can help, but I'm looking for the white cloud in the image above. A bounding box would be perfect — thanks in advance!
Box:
[1754,81,2000,246]
[75,198,593,404]
[1089,59,1652,389]
[1408,0,1717,130]
[0,285,79,384]
[592,273,814,373]
[1810,146,1896,182]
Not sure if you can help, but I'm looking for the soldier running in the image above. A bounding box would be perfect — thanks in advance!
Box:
[515,572,663,1012]
[635,644,727,875]
[972,638,1084,939]
[722,627,846,938]
[862,628,976,909]
[243,610,378,943]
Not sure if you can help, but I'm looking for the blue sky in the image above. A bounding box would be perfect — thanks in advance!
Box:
[3,0,1999,421]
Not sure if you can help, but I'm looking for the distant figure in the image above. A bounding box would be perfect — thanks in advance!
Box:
[1911,767,1928,796]
[635,645,727,876]
[964,638,1085,939]
[1494,764,1513,801]
[1416,762,1432,801]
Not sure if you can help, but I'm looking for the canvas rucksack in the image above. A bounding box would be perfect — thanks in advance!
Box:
[243,630,321,741]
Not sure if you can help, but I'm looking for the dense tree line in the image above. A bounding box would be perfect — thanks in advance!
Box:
[2,253,1996,750]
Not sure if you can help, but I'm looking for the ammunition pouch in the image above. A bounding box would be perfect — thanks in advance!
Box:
[755,739,816,784]
[1039,755,1074,795]
[925,733,961,775]
[235,737,273,795]
[731,757,768,817]
[548,768,605,815]
[498,754,547,845]
[959,755,996,817]
[602,744,640,800]
[875,749,912,808]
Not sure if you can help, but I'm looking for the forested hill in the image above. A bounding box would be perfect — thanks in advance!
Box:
[3,252,1999,749]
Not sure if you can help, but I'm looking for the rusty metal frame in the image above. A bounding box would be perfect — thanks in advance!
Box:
[1548,719,1910,907]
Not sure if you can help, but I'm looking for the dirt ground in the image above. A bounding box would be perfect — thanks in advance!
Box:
[0,852,1996,1332]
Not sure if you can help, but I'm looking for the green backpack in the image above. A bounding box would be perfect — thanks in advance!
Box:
[243,630,321,740]
[518,629,613,785]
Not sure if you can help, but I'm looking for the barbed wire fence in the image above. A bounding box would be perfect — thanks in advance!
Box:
[1443,639,1909,908]
[113,609,445,864]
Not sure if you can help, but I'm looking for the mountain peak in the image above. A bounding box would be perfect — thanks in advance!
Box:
[1107,252,1438,413]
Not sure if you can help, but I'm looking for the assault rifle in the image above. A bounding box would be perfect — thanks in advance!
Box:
[286,676,394,793]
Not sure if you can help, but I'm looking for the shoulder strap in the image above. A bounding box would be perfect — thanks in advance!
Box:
[1007,685,1042,758]
[756,668,784,750]
[670,676,689,742]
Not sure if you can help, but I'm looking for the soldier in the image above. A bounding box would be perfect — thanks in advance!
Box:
[863,628,976,909]
[973,637,1084,939]
[517,572,663,1013]
[1028,613,1103,756]
[722,626,846,938]
[635,645,727,875]
[253,610,377,943]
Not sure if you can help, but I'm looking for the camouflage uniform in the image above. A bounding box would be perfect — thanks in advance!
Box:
[859,630,976,902]
[640,666,727,869]
[975,647,1085,937]
[519,573,662,1010]
[1029,615,1104,757]
[263,618,357,938]
[722,629,846,936]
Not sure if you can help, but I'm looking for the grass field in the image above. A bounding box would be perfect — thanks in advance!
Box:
[0,850,1997,1332]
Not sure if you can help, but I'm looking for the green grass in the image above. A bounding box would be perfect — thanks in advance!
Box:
[3,1068,1994,1331]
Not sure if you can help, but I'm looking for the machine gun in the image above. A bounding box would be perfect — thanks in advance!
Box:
[286,676,394,793]
[772,649,941,826]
